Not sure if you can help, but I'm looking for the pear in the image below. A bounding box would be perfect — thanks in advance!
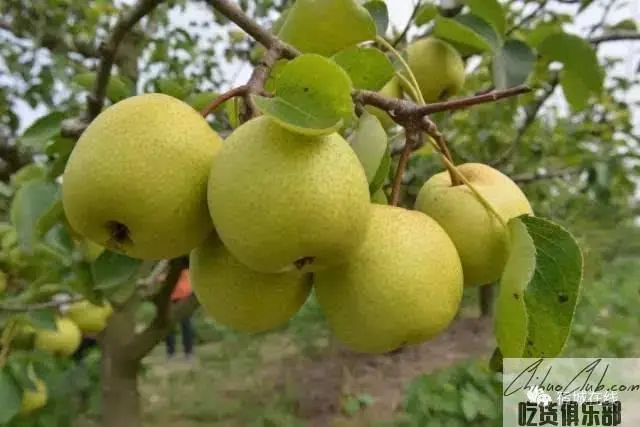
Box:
[207,116,371,273]
[62,93,223,260]
[34,316,82,357]
[314,204,463,354]
[276,0,376,56]
[415,163,533,286]
[403,37,465,102]
[365,76,403,130]
[19,365,48,417]
[65,300,113,334]
[190,234,312,333]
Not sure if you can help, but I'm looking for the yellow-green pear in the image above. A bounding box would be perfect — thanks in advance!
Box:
[34,316,82,357]
[404,37,465,102]
[415,163,533,286]
[207,116,371,274]
[65,300,113,334]
[276,0,376,56]
[62,93,223,260]
[190,234,312,333]
[315,204,463,354]
[19,365,48,417]
[365,76,403,130]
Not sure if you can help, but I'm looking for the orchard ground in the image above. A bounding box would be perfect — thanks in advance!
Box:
[75,253,640,427]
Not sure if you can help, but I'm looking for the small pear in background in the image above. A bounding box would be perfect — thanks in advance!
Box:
[404,37,466,102]
[207,116,371,274]
[34,316,82,357]
[62,93,223,260]
[314,204,464,354]
[415,163,533,286]
[190,234,312,333]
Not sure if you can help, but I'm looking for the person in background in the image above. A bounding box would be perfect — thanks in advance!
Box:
[165,267,195,360]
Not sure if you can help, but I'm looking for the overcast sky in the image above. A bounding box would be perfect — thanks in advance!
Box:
[10,1,640,131]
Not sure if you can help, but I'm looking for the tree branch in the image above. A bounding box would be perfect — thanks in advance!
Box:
[391,130,422,206]
[242,47,284,120]
[0,295,83,313]
[412,85,531,116]
[200,85,248,117]
[204,0,299,59]
[511,168,582,184]
[590,32,640,44]
[85,0,164,121]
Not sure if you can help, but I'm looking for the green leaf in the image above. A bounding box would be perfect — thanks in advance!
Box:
[608,18,638,32]
[10,180,60,253]
[34,199,64,241]
[277,0,377,56]
[363,0,388,35]
[349,112,388,183]
[332,47,394,91]
[45,136,74,158]
[415,4,438,26]
[369,146,391,194]
[0,367,21,423]
[155,79,194,100]
[90,250,141,291]
[343,396,362,416]
[492,39,535,89]
[560,68,591,111]
[186,91,218,113]
[19,112,65,152]
[537,32,604,94]
[433,14,494,53]
[11,164,48,188]
[454,14,502,51]
[461,0,506,35]
[27,310,58,331]
[253,54,354,136]
[73,72,133,103]
[0,181,13,198]
[496,216,583,358]
[524,22,562,48]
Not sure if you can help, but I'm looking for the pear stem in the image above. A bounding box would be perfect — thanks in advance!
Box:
[427,138,510,236]
[391,130,422,206]
[394,72,422,105]
[200,85,249,117]
[376,36,426,105]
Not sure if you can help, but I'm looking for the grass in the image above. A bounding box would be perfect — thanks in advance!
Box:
[68,251,640,427]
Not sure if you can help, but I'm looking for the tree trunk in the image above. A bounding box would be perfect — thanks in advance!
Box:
[100,306,142,427]
[479,283,495,318]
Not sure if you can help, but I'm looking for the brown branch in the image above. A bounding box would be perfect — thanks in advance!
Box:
[86,0,164,121]
[201,85,248,117]
[590,32,640,44]
[204,0,299,59]
[391,130,422,206]
[412,85,532,116]
[242,47,283,120]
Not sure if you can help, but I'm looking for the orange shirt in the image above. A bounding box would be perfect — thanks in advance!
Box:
[171,269,192,301]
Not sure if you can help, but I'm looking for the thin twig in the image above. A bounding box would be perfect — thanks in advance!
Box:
[242,46,283,120]
[205,0,299,58]
[590,32,640,44]
[86,0,164,121]
[0,295,84,312]
[391,130,421,206]
[201,85,248,117]
[412,85,531,116]
[392,0,423,47]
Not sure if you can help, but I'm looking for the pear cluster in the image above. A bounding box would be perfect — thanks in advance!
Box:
[61,77,531,353]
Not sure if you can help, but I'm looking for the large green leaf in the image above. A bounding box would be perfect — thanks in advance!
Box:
[90,250,141,291]
[332,47,394,91]
[496,216,583,358]
[19,112,65,152]
[0,367,21,423]
[537,32,604,97]
[253,54,354,136]
[73,72,133,103]
[155,78,194,100]
[432,14,495,53]
[349,112,388,183]
[462,0,506,35]
[10,180,60,253]
[492,39,536,89]
[277,0,377,57]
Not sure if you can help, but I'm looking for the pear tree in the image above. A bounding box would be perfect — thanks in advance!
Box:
[0,0,639,427]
